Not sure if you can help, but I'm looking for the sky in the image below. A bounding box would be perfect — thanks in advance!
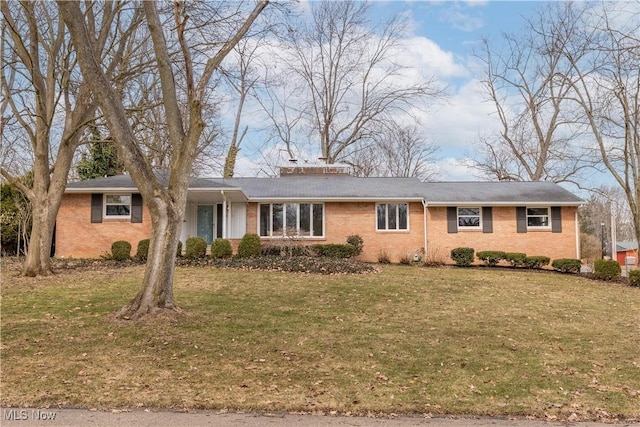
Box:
[231,0,546,181]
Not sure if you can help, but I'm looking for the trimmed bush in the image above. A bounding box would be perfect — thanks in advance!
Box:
[211,238,232,259]
[551,258,582,273]
[136,239,150,260]
[176,240,183,257]
[477,250,506,267]
[594,259,621,280]
[237,233,262,258]
[312,243,356,258]
[628,269,640,287]
[346,235,364,256]
[451,247,474,267]
[524,256,550,269]
[504,252,527,268]
[111,240,131,261]
[185,237,207,259]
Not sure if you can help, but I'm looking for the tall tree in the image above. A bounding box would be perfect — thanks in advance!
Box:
[59,0,269,319]
[1,1,142,276]
[261,0,443,165]
[76,126,124,180]
[473,15,587,183]
[552,3,640,244]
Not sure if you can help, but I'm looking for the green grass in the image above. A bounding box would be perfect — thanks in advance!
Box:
[1,263,639,421]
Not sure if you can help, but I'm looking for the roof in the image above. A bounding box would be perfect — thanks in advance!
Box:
[419,181,583,206]
[616,241,638,252]
[224,176,425,200]
[66,174,239,191]
[65,174,583,205]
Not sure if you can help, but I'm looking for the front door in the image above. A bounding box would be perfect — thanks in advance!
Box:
[196,205,214,244]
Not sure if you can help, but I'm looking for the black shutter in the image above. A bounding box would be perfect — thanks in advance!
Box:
[516,206,527,233]
[551,206,562,233]
[447,207,458,234]
[131,193,143,223]
[91,194,103,223]
[482,207,493,233]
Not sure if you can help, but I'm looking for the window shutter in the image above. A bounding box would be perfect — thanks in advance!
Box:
[551,206,562,233]
[516,206,527,233]
[447,207,457,234]
[482,207,493,233]
[91,194,103,223]
[131,193,143,223]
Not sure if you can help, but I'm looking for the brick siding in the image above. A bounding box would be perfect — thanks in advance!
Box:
[56,194,152,258]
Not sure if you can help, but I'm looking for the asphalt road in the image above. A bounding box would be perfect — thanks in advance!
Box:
[1,408,639,427]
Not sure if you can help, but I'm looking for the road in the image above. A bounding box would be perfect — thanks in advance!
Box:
[2,408,639,427]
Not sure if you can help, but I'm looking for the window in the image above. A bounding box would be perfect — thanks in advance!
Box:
[376,203,408,231]
[458,207,481,229]
[527,207,550,228]
[104,194,131,218]
[259,203,324,237]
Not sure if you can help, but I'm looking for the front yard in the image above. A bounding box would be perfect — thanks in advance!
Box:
[1,262,639,421]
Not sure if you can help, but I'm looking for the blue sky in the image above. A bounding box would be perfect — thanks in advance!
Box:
[232,1,551,181]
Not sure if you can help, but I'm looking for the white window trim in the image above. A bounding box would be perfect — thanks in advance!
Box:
[376,202,410,232]
[258,202,325,238]
[526,206,551,230]
[457,207,482,230]
[103,193,131,219]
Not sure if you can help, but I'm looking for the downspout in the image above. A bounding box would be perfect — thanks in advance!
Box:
[422,199,428,260]
[575,209,580,260]
[221,190,227,239]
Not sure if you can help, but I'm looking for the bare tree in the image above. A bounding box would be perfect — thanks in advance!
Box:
[59,0,268,319]
[473,18,588,183]
[553,3,640,244]
[261,1,443,166]
[1,1,143,276]
[349,123,439,180]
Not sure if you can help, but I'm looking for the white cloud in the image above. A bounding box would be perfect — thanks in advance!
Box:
[438,4,484,32]
[432,157,480,181]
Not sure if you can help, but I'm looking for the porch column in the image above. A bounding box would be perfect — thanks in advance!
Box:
[221,191,227,239]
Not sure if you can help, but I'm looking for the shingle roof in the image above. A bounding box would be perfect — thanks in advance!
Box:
[66,174,238,190]
[224,176,425,200]
[419,181,583,205]
[66,174,583,205]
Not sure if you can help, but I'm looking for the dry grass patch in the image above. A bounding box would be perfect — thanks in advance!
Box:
[1,263,639,422]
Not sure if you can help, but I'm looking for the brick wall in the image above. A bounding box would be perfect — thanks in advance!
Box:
[426,206,579,262]
[248,201,426,263]
[56,194,152,258]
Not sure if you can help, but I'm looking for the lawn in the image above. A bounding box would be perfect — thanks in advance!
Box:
[1,262,639,421]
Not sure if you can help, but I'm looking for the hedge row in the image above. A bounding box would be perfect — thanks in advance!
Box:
[450,247,579,272]
[110,234,364,262]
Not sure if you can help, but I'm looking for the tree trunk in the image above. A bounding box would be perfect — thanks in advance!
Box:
[22,200,52,276]
[116,195,183,319]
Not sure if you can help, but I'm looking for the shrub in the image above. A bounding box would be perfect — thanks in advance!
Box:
[594,259,621,280]
[628,269,640,287]
[312,243,356,258]
[377,250,391,264]
[237,233,262,258]
[524,256,551,269]
[262,245,282,257]
[425,245,447,266]
[176,240,183,257]
[346,235,364,256]
[136,239,150,260]
[185,237,207,259]
[476,250,506,267]
[111,240,131,261]
[504,252,527,268]
[398,253,413,265]
[451,247,474,267]
[551,258,582,273]
[211,238,232,259]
